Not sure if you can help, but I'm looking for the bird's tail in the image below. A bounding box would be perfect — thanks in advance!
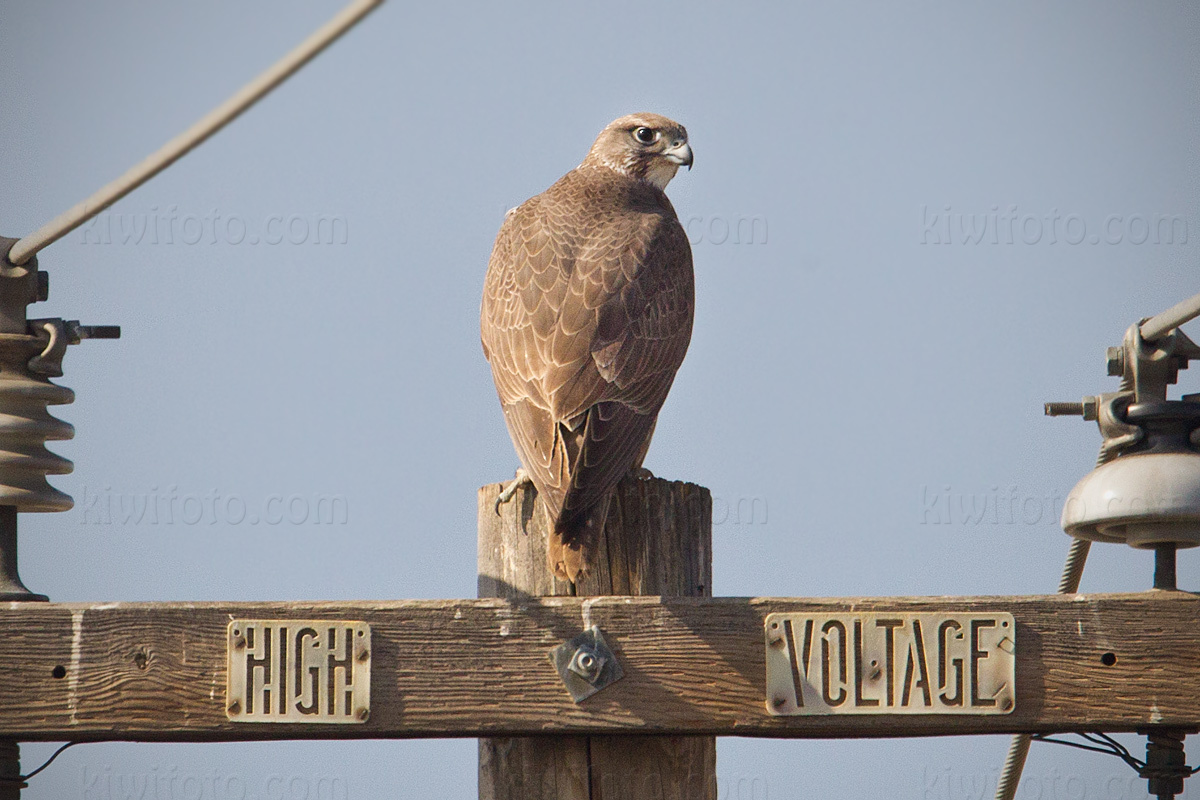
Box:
[547,495,612,584]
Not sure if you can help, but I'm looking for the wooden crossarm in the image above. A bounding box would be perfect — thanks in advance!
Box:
[0,593,1195,741]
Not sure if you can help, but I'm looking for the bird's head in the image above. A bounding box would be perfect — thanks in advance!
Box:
[582,113,692,190]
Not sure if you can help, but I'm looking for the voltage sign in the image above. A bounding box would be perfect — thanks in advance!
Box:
[764,612,1015,715]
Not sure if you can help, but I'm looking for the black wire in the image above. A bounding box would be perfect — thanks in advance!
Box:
[1092,733,1142,767]
[1032,732,1200,777]
[1033,734,1129,758]
[20,742,78,782]
[1080,731,1138,764]
[1031,733,1145,772]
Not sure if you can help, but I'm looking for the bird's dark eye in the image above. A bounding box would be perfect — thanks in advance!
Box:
[632,126,658,145]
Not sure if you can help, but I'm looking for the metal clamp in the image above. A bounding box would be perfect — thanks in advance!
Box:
[549,625,623,703]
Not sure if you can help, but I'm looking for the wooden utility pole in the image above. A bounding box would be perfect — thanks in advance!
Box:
[478,475,716,800]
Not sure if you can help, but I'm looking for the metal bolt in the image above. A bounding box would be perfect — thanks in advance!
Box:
[228,701,241,715]
[1106,346,1125,377]
[568,645,606,684]
[772,695,787,709]
[356,707,370,721]
[1142,731,1188,799]
[1045,402,1084,416]
[551,626,624,702]
[65,321,121,345]
[1044,397,1098,421]
[357,648,370,662]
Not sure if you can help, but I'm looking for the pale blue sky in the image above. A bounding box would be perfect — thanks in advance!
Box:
[3,1,1199,797]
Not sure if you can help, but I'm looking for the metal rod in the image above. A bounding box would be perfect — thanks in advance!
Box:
[1143,730,1188,799]
[0,741,24,799]
[1056,537,1091,595]
[7,0,383,266]
[994,536,1092,800]
[1154,544,1178,591]
[1140,290,1200,341]
[993,734,1030,800]
[0,506,47,602]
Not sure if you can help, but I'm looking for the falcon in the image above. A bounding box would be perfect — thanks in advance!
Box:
[481,113,695,583]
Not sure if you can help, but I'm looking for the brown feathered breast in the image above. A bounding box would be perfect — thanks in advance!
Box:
[481,163,694,581]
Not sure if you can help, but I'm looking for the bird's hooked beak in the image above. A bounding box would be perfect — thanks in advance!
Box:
[664,140,693,170]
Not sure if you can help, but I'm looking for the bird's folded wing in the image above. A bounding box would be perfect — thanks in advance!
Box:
[481,192,694,521]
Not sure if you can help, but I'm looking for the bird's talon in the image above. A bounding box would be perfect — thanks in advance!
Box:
[495,469,532,514]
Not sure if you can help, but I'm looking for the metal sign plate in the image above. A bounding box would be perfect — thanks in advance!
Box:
[226,619,370,723]
[764,612,1014,715]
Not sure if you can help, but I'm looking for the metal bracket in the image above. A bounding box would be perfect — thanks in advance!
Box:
[1045,322,1200,460]
[549,625,623,703]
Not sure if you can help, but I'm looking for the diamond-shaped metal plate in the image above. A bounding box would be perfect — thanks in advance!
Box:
[550,625,624,703]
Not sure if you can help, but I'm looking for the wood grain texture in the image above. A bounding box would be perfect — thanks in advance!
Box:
[0,594,1197,739]
[478,476,716,800]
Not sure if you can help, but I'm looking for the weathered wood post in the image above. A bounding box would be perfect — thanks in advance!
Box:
[478,475,716,800]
